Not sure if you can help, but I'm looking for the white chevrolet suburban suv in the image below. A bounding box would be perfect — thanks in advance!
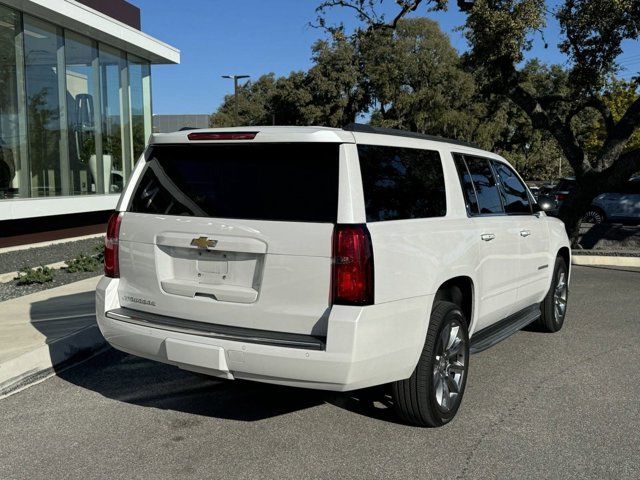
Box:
[96,124,571,427]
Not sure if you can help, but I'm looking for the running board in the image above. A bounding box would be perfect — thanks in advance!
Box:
[470,304,541,354]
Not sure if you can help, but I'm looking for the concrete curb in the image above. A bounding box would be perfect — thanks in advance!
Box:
[0,324,106,398]
[572,254,640,268]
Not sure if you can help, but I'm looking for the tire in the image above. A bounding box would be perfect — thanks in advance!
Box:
[537,256,569,333]
[391,301,469,427]
[582,207,606,224]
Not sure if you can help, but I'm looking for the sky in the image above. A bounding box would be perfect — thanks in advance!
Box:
[131,0,640,116]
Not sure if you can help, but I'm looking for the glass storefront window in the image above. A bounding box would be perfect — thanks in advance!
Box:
[128,55,151,161]
[0,7,155,203]
[0,5,23,199]
[24,16,63,197]
[65,31,101,195]
[99,44,127,193]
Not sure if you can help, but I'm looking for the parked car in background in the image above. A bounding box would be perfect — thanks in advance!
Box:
[543,176,640,224]
[96,124,571,427]
[547,177,576,216]
[528,185,541,199]
[584,177,640,224]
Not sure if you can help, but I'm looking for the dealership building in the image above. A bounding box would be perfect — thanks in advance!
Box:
[0,0,179,246]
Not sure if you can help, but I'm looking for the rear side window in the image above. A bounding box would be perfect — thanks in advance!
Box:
[454,154,504,215]
[492,161,532,214]
[129,143,339,223]
[358,144,446,222]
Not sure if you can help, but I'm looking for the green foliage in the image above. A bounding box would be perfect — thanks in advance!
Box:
[210,32,366,128]
[557,0,640,92]
[15,266,54,285]
[463,0,546,67]
[315,0,640,242]
[210,19,506,147]
[93,243,105,263]
[65,253,100,273]
[363,18,479,137]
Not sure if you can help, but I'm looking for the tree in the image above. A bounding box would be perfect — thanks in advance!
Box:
[210,73,281,127]
[210,33,367,128]
[316,0,640,244]
[305,31,369,126]
[361,18,479,137]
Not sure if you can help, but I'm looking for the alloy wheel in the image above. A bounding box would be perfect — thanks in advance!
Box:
[582,210,604,224]
[554,270,568,324]
[432,320,467,412]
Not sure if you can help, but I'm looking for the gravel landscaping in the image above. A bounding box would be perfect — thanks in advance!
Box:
[0,237,104,274]
[0,269,101,302]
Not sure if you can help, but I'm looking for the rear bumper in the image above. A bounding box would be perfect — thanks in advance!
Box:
[96,277,432,391]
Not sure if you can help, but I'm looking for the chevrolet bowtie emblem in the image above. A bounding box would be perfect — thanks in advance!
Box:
[190,236,218,249]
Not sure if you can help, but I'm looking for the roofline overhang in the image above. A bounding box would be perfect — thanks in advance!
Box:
[1,0,180,64]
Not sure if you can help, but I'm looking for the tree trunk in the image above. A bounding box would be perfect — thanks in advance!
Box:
[558,187,596,247]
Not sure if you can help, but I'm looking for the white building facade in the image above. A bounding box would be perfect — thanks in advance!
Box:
[0,0,179,222]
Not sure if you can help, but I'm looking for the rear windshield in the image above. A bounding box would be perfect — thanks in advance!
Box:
[128,143,339,223]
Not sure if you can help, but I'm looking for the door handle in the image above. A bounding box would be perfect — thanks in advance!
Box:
[520,230,531,237]
[481,233,495,241]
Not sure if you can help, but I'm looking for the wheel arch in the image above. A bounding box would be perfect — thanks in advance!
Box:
[557,246,570,268]
[433,276,475,332]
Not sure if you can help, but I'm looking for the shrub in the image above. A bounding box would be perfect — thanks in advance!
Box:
[15,266,55,285]
[65,253,100,273]
[93,243,105,263]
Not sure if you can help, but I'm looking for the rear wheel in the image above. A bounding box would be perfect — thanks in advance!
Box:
[537,256,568,332]
[582,207,606,224]
[391,301,469,427]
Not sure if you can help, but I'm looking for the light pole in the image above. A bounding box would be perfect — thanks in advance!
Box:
[221,74,249,126]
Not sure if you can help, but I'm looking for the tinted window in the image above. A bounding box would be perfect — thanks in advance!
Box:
[453,154,479,215]
[129,143,339,223]
[463,156,504,214]
[358,145,446,222]
[492,161,532,214]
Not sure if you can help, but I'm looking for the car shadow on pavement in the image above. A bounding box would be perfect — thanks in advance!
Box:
[29,290,96,339]
[23,291,407,425]
[55,347,406,424]
[578,223,640,250]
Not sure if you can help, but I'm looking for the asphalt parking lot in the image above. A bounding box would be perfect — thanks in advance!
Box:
[1,265,639,480]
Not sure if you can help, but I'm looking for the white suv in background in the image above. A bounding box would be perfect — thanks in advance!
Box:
[96,124,571,427]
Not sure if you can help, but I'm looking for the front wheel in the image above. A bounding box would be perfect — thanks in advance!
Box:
[537,256,569,332]
[391,301,469,427]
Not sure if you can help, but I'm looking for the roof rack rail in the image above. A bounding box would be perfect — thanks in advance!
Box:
[342,123,481,149]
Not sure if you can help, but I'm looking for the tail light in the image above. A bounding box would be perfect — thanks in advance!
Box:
[104,212,123,278]
[555,193,567,202]
[332,224,374,306]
